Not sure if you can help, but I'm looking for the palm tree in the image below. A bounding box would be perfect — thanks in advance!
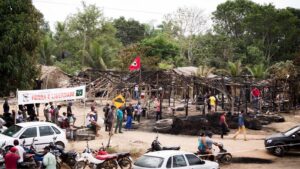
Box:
[246,63,268,79]
[38,34,56,65]
[222,60,244,112]
[225,60,243,77]
[196,65,215,78]
[77,41,107,70]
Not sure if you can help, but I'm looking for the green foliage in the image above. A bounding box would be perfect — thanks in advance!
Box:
[213,0,300,65]
[268,60,297,79]
[246,63,268,79]
[0,0,43,96]
[38,33,56,65]
[52,3,121,74]
[140,33,179,61]
[196,65,216,78]
[113,17,146,46]
[223,60,244,77]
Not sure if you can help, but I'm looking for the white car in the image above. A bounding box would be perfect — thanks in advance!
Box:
[0,122,67,151]
[133,150,219,169]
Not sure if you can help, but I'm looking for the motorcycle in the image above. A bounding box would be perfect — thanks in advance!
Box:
[25,138,61,169]
[49,137,77,168]
[95,143,132,169]
[147,136,180,152]
[19,140,37,168]
[74,139,118,169]
[195,142,232,164]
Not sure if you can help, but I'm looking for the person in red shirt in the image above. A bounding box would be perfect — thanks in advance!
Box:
[5,147,20,169]
[251,87,261,112]
[219,112,228,139]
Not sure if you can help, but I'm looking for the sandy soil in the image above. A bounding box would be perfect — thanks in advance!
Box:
[2,99,300,169]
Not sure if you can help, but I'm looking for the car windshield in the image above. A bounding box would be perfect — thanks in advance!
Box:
[2,125,22,137]
[283,126,300,136]
[134,155,164,168]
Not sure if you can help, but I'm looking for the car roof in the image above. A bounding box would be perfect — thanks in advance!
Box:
[144,150,192,158]
[16,121,58,128]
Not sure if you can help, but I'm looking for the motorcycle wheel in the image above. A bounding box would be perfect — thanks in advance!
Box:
[66,157,77,168]
[73,161,86,169]
[99,160,118,169]
[220,154,232,164]
[119,157,132,169]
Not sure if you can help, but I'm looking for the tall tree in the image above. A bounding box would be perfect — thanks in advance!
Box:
[213,0,300,65]
[164,7,207,64]
[113,17,146,46]
[0,0,43,95]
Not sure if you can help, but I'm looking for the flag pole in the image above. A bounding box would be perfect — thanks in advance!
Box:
[139,68,142,84]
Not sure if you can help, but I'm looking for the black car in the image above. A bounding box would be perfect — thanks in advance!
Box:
[265,125,300,156]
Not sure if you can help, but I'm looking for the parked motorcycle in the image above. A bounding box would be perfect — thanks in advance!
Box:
[19,140,38,168]
[147,136,180,152]
[74,139,118,169]
[49,137,77,168]
[26,137,61,169]
[95,143,132,169]
[195,142,232,164]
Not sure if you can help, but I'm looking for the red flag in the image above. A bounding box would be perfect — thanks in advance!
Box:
[129,56,141,71]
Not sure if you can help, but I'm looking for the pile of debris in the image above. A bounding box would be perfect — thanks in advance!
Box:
[154,113,285,135]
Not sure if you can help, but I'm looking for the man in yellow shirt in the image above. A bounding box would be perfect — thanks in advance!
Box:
[209,95,216,113]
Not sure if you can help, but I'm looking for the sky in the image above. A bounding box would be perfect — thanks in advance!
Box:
[32,0,300,30]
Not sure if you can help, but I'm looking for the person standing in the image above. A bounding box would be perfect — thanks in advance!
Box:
[103,103,110,131]
[209,95,216,113]
[134,84,139,100]
[155,98,161,121]
[115,107,123,134]
[67,102,76,125]
[13,140,25,166]
[43,146,56,169]
[125,104,134,129]
[233,110,247,141]
[43,103,50,122]
[107,106,115,135]
[54,105,61,125]
[5,147,20,169]
[251,87,261,112]
[3,98,10,114]
[136,102,142,123]
[219,112,228,139]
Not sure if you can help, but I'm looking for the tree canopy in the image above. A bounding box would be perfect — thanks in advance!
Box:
[0,0,43,96]
[0,0,300,95]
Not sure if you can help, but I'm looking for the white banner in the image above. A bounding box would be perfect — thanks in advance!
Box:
[17,86,86,105]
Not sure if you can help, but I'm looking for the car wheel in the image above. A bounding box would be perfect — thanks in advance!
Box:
[273,145,285,157]
[55,141,65,149]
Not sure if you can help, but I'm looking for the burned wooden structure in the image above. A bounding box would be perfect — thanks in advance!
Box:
[68,68,299,115]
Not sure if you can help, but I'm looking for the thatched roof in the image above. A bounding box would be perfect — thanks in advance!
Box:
[40,65,71,89]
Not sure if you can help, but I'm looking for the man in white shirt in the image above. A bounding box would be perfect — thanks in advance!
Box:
[13,140,25,163]
[43,146,56,169]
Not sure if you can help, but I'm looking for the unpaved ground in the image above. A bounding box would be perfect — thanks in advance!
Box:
[2,99,300,169]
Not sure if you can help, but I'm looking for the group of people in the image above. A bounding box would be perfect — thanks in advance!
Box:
[100,102,143,135]
[1,99,41,128]
[43,102,76,129]
[4,139,56,169]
